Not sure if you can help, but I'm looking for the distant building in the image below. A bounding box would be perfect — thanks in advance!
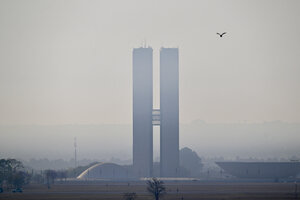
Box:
[132,47,179,178]
[132,47,153,177]
[160,48,179,177]
[216,161,300,179]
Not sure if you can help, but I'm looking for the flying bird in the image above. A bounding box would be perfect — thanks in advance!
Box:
[217,32,226,37]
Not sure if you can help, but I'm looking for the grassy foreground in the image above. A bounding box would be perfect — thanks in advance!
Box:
[0,181,297,200]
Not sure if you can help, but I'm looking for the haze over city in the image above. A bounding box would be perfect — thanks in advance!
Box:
[1,0,300,162]
[1,1,300,200]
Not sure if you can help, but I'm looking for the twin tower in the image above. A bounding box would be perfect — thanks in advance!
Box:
[133,47,179,177]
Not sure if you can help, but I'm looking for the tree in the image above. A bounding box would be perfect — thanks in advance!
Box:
[32,172,44,184]
[0,159,6,187]
[45,170,57,189]
[12,171,26,188]
[147,178,166,200]
[57,170,67,182]
[6,159,24,187]
[123,192,137,200]
[0,159,24,189]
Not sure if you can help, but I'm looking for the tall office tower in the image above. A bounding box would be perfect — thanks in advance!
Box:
[132,47,153,177]
[160,48,179,177]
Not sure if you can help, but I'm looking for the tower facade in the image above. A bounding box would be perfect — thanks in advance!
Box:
[132,47,153,177]
[132,47,179,178]
[160,48,179,177]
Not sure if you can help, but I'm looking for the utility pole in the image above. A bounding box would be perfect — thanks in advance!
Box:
[74,137,77,168]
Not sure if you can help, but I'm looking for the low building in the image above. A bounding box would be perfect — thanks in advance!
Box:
[216,161,300,179]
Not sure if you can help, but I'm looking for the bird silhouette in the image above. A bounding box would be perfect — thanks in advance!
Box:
[217,32,226,37]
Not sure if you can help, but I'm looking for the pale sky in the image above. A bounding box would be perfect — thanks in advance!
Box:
[0,0,300,125]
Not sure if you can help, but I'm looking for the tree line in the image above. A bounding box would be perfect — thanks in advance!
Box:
[0,158,73,191]
[0,159,31,190]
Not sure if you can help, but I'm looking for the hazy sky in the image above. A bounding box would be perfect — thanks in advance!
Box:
[1,122,300,161]
[0,0,299,125]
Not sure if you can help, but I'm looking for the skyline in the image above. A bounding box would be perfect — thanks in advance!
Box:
[0,2,300,198]
[1,121,300,161]
[0,0,299,125]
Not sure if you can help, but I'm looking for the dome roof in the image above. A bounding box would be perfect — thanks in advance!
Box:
[77,163,129,180]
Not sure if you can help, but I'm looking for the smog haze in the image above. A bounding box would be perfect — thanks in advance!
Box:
[0,0,300,162]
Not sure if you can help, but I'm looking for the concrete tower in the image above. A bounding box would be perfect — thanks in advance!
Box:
[132,47,153,177]
[132,47,179,178]
[160,48,179,177]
